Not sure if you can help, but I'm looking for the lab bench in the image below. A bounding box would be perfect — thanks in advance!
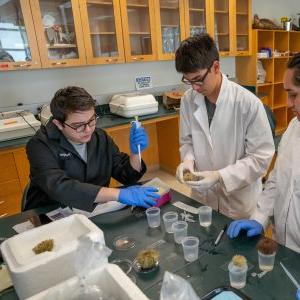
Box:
[0,100,180,218]
[0,190,299,299]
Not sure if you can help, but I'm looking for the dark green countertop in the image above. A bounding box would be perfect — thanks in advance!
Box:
[0,97,177,150]
[0,190,299,299]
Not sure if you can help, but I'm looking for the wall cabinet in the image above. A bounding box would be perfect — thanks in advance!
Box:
[0,0,252,71]
[0,0,41,71]
[236,29,300,135]
[80,0,125,65]
[30,0,86,68]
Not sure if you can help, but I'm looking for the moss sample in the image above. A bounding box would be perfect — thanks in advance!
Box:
[232,255,247,267]
[256,237,278,254]
[136,249,160,270]
[32,239,54,254]
[183,170,201,182]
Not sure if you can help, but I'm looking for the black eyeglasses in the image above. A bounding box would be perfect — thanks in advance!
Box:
[64,115,99,133]
[181,63,213,86]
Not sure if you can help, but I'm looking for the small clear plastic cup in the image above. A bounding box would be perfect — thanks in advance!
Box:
[228,262,248,289]
[172,221,188,244]
[258,251,276,271]
[146,207,161,228]
[182,236,199,262]
[198,206,212,227]
[163,211,178,233]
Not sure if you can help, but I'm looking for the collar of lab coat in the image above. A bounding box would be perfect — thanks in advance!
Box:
[192,73,228,148]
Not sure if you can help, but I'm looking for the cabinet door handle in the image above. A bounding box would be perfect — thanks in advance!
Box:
[51,62,67,66]
[0,201,4,205]
[0,213,8,218]
[13,63,32,68]
[132,57,144,61]
[105,58,118,62]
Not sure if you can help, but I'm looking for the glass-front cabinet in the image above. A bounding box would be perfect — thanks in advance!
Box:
[154,0,185,60]
[80,0,124,65]
[211,0,231,55]
[184,0,211,38]
[30,0,86,68]
[235,0,251,55]
[0,0,40,71]
[120,0,157,62]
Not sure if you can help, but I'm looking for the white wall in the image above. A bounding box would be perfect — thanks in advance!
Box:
[0,57,235,111]
[1,0,299,111]
[253,0,300,23]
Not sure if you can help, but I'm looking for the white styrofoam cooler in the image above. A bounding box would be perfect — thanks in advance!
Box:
[109,93,158,118]
[26,264,149,300]
[0,214,105,300]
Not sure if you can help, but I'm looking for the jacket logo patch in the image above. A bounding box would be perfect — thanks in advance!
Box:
[59,152,72,159]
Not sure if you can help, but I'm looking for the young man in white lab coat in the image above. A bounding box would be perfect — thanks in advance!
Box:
[175,34,275,219]
[228,53,300,254]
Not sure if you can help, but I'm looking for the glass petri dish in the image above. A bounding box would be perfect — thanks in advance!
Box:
[111,258,132,275]
[113,234,136,251]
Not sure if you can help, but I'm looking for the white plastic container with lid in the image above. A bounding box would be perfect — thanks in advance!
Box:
[109,93,158,118]
[26,264,149,300]
[0,214,105,300]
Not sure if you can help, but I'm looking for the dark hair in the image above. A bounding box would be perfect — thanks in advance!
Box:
[175,33,219,74]
[287,53,300,86]
[50,86,96,123]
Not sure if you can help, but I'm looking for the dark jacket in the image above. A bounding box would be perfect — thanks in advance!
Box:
[25,121,146,211]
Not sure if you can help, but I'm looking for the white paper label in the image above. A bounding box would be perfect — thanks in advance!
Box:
[135,75,152,90]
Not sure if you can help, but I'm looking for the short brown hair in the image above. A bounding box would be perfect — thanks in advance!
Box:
[287,53,300,87]
[175,34,219,74]
[50,86,96,123]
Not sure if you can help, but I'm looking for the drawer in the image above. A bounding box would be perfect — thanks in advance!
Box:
[0,152,19,183]
[0,180,22,217]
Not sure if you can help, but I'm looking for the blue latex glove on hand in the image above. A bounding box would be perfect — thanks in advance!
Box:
[297,288,300,300]
[130,122,148,154]
[118,185,160,208]
[227,219,263,239]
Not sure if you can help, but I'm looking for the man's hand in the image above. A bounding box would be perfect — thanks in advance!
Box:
[227,220,263,239]
[176,160,195,183]
[118,186,160,208]
[186,171,220,191]
[130,122,148,154]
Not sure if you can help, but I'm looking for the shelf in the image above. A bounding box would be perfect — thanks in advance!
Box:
[47,44,77,49]
[127,3,148,8]
[257,82,273,87]
[214,10,229,14]
[236,12,248,15]
[273,104,286,109]
[129,32,151,35]
[1,48,28,51]
[237,33,248,36]
[87,0,112,5]
[160,6,178,10]
[189,8,205,12]
[0,27,26,31]
[274,56,289,59]
[161,24,179,28]
[90,32,116,35]
[216,33,229,36]
[273,81,284,85]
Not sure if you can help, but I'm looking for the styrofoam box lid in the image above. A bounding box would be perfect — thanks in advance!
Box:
[1,214,104,272]
[143,177,170,196]
[26,264,149,300]
[110,93,157,107]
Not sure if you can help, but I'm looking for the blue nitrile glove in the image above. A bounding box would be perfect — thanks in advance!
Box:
[118,186,160,208]
[227,220,263,239]
[130,122,148,154]
[297,288,300,300]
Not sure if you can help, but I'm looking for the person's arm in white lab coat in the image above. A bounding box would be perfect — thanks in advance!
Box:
[218,97,275,193]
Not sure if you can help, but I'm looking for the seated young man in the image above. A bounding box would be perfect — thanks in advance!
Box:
[25,86,159,211]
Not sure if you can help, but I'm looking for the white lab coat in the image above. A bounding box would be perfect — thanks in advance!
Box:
[180,74,274,219]
[252,117,300,253]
